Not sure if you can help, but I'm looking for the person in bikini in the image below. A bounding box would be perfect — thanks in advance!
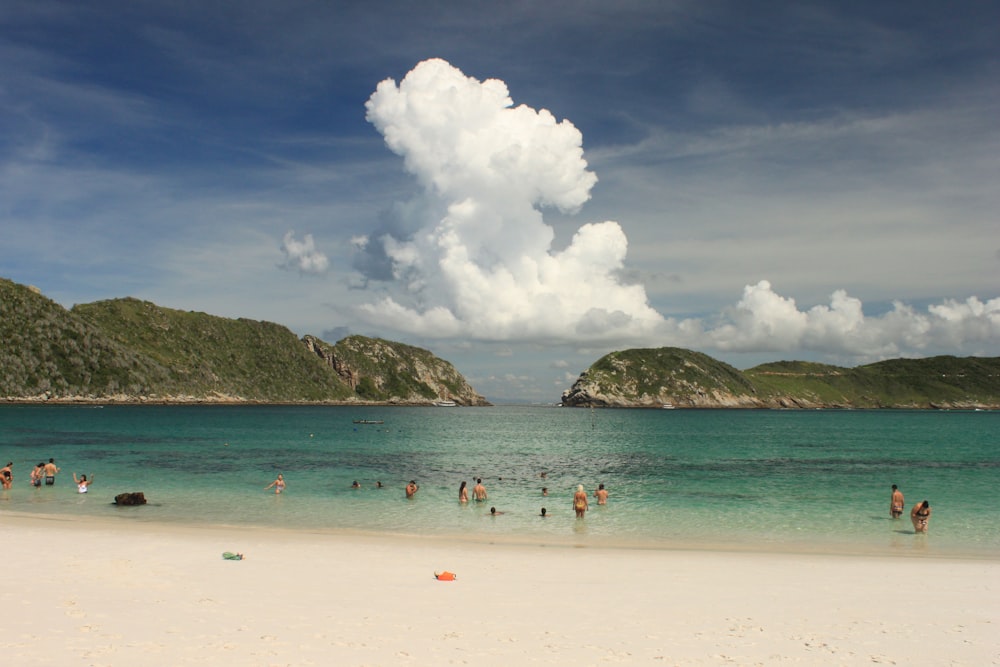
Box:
[30,462,45,488]
[72,473,94,493]
[890,484,904,519]
[458,480,469,503]
[910,500,931,533]
[573,484,589,518]
[264,473,286,494]
[1,462,13,490]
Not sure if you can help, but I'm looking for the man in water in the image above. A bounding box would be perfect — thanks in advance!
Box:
[43,458,59,486]
[405,480,419,498]
[890,484,904,519]
[594,483,609,505]
[473,478,487,502]
[911,500,931,533]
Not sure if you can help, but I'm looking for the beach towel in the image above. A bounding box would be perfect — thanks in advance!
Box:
[222,551,244,560]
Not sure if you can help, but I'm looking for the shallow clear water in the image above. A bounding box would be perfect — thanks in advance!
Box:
[1,404,997,557]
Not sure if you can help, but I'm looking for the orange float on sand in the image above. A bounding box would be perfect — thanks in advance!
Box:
[434,571,457,581]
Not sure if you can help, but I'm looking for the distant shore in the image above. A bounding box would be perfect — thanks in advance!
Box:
[1,395,484,406]
[4,395,996,409]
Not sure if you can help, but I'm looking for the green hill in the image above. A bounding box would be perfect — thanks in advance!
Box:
[563,347,1000,409]
[1,278,488,405]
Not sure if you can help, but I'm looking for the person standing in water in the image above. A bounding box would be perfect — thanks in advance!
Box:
[472,478,487,502]
[458,481,469,503]
[890,484,905,519]
[573,484,589,518]
[594,483,609,505]
[911,500,931,533]
[264,474,286,494]
[72,473,94,493]
[1,462,13,490]
[43,458,59,486]
[30,463,45,488]
[405,480,419,498]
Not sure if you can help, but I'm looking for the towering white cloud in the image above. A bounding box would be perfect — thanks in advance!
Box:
[360,58,664,342]
[357,58,999,361]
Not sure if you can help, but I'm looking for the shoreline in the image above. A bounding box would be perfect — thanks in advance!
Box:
[3,512,998,665]
[5,509,998,562]
[4,398,998,409]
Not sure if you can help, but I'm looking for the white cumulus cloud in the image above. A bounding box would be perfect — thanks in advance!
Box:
[356,59,999,363]
[280,231,329,275]
[698,281,1000,359]
[359,58,664,343]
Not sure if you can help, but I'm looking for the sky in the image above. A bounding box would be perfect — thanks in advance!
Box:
[2,1,999,402]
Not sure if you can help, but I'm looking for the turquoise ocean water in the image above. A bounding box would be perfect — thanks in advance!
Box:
[1,404,997,558]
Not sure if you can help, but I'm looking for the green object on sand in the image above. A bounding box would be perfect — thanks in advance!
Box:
[222,551,244,560]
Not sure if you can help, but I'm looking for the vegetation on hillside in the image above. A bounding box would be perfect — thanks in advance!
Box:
[73,298,354,401]
[1,278,486,404]
[564,346,1000,409]
[0,278,171,397]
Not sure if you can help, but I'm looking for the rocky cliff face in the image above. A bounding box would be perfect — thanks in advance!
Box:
[303,335,490,406]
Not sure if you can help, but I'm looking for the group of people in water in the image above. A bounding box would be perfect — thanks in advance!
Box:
[890,484,932,533]
[264,472,611,519]
[0,458,94,494]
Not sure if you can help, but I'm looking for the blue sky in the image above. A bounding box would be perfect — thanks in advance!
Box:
[2,1,999,402]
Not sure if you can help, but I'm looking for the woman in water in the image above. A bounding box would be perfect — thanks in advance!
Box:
[265,473,286,494]
[910,500,931,533]
[0,462,12,490]
[573,484,589,518]
[458,480,468,503]
[72,473,94,493]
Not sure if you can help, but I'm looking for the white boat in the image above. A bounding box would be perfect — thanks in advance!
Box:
[434,400,457,407]
[662,403,675,409]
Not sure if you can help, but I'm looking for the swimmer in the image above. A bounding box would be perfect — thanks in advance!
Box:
[573,484,589,518]
[264,473,286,494]
[594,483,609,505]
[72,473,94,494]
[890,484,904,519]
[405,480,419,498]
[540,507,547,517]
[473,478,487,501]
[459,480,469,503]
[542,487,548,496]
[0,462,12,490]
[30,462,44,488]
[352,480,361,489]
[43,458,59,485]
[489,506,504,516]
[911,500,931,533]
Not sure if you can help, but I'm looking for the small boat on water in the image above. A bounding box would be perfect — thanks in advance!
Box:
[352,419,384,424]
[434,400,457,407]
[662,403,675,409]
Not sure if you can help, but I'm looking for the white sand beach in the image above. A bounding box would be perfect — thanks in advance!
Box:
[1,512,997,666]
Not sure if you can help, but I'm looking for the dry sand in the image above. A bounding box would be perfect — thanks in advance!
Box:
[1,512,997,666]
